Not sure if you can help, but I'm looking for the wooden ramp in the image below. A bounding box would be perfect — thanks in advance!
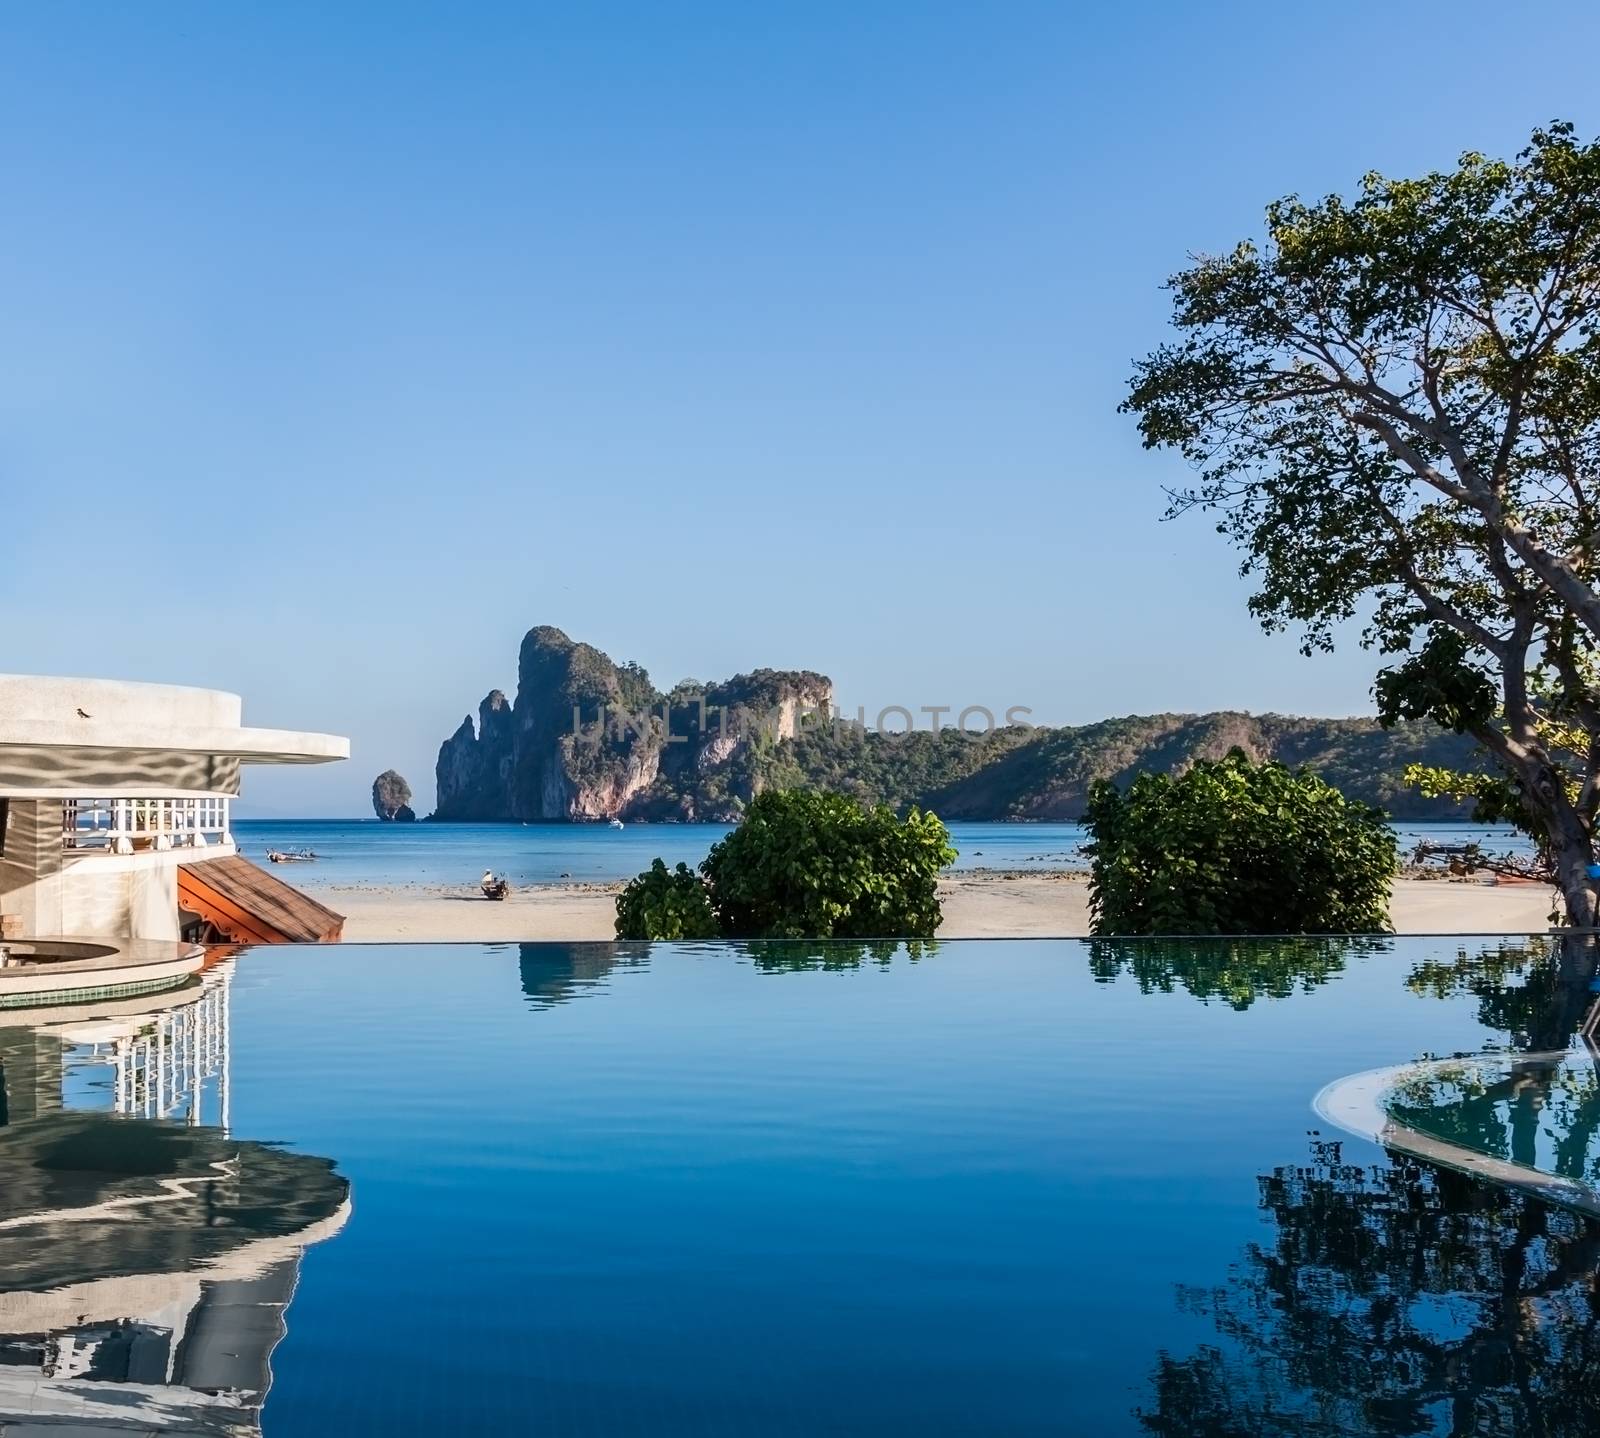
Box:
[177,855,344,944]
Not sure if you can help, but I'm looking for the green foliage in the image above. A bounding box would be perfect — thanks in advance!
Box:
[768,724,1037,814]
[1396,649,1600,871]
[759,713,1481,820]
[1122,121,1600,920]
[619,790,959,941]
[613,859,719,941]
[1373,628,1498,734]
[701,790,958,940]
[1083,749,1397,935]
[1404,761,1527,828]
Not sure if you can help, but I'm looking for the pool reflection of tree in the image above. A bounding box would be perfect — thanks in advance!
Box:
[1136,936,1600,1436]
[518,943,648,1008]
[1138,1141,1600,1436]
[1404,934,1599,1046]
[1385,1056,1600,1182]
[1086,932,1599,1031]
[1086,936,1388,1009]
[742,938,936,972]
[517,940,937,993]
[1400,936,1600,1180]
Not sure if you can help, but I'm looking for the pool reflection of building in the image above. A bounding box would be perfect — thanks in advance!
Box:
[0,962,348,1436]
[8,962,232,1126]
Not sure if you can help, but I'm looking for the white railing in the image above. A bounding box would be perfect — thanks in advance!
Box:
[70,967,231,1126]
[62,796,231,854]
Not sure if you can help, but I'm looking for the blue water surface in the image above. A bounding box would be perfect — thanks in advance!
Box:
[185,938,1591,1431]
[13,936,1600,1432]
[233,817,1532,889]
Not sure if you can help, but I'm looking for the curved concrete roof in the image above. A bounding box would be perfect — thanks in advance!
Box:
[0,675,348,764]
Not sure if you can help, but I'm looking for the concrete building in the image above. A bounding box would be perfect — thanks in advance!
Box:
[0,675,348,943]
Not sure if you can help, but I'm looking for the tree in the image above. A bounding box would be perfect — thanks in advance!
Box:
[1123,122,1600,927]
[1083,749,1396,934]
[613,859,719,941]
[1399,651,1598,887]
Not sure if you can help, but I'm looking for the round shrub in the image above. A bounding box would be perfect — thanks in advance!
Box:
[700,789,957,939]
[1084,748,1396,935]
[614,858,719,940]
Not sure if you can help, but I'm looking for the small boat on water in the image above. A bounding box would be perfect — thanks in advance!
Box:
[266,848,318,863]
[609,818,625,830]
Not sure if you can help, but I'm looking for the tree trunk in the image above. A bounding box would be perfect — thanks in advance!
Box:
[1486,731,1598,929]
[1555,843,1598,930]
[1521,935,1600,1051]
[1539,805,1597,929]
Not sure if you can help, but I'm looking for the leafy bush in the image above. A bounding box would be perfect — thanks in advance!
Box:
[702,790,956,939]
[615,789,958,941]
[613,859,719,940]
[1083,749,1396,935]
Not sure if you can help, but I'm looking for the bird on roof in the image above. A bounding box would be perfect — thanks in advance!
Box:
[76,708,91,719]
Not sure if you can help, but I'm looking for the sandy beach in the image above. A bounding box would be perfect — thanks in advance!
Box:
[320,872,1557,943]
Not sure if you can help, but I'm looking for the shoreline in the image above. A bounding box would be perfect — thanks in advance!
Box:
[312,872,1557,943]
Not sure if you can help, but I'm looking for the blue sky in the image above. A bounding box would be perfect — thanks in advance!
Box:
[4,1,1597,815]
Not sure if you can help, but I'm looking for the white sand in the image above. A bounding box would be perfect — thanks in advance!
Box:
[319,873,1557,943]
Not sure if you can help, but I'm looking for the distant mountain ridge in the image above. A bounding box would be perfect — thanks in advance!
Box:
[433,627,1482,822]
[769,711,1479,820]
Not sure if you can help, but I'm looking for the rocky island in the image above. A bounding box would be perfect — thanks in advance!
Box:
[433,625,1487,823]
[372,770,416,822]
[435,626,831,821]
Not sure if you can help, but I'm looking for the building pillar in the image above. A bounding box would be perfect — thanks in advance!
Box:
[0,800,64,937]
[0,1027,64,1124]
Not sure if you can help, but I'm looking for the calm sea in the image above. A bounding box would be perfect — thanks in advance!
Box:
[232,817,1533,889]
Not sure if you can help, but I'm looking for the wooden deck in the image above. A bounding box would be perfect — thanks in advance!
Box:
[177,854,344,944]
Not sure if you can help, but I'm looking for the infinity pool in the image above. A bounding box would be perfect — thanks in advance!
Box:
[3,937,1597,1434]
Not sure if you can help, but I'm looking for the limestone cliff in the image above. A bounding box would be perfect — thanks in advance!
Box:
[434,628,1483,823]
[433,626,833,821]
[435,691,515,818]
[371,770,416,822]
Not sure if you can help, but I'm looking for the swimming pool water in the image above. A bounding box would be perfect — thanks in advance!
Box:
[3,936,1597,1434]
